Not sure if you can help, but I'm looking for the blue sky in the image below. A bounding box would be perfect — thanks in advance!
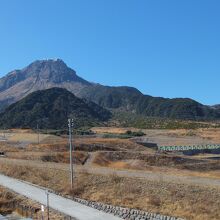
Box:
[0,0,219,105]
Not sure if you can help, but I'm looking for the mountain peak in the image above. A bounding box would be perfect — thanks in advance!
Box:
[24,58,69,76]
[11,58,90,85]
[0,59,91,110]
[29,58,66,66]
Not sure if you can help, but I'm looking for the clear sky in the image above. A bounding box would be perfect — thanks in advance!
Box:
[0,0,219,105]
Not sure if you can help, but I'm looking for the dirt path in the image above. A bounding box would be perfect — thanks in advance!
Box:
[0,157,220,188]
[83,152,98,167]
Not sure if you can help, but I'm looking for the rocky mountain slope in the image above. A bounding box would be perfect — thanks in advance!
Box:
[0,88,111,129]
[0,59,90,110]
[0,59,219,121]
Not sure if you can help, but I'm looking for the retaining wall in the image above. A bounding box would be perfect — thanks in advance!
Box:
[70,197,185,220]
[158,144,220,153]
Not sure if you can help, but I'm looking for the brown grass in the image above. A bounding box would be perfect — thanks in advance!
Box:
[93,151,204,167]
[92,151,220,179]
[26,135,146,152]
[6,151,89,165]
[0,188,16,215]
[91,127,141,134]
[0,163,220,220]
[1,127,220,219]
[163,128,220,143]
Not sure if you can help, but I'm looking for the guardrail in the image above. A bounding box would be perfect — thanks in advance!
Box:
[158,144,220,152]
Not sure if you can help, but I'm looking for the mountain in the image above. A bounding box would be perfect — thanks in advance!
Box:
[0,59,219,121]
[78,85,143,111]
[0,59,90,110]
[0,88,111,129]
[78,84,220,120]
[213,105,220,110]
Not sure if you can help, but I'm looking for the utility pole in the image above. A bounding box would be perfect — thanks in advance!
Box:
[68,119,74,189]
[45,190,49,220]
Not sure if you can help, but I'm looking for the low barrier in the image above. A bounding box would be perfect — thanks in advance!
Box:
[158,144,220,152]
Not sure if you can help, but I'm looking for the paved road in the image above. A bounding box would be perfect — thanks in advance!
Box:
[0,215,7,220]
[0,174,121,220]
[1,158,220,188]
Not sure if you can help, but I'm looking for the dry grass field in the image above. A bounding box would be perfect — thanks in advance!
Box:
[157,128,220,143]
[1,128,220,219]
[0,129,51,143]
[6,151,89,164]
[92,127,220,146]
[0,187,15,215]
[91,127,141,134]
[0,163,220,220]
[141,128,220,145]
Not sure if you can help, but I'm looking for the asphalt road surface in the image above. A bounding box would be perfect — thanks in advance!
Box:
[0,174,121,220]
[0,215,7,220]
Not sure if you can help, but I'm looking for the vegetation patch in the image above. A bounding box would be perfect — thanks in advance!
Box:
[112,111,220,129]
[102,130,145,139]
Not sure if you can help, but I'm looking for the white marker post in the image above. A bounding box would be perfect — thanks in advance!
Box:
[41,205,44,220]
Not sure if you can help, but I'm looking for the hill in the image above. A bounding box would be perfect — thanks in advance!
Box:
[78,84,220,120]
[0,59,219,121]
[0,88,111,129]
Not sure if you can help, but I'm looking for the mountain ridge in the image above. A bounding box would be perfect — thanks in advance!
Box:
[0,59,219,121]
[0,87,111,129]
